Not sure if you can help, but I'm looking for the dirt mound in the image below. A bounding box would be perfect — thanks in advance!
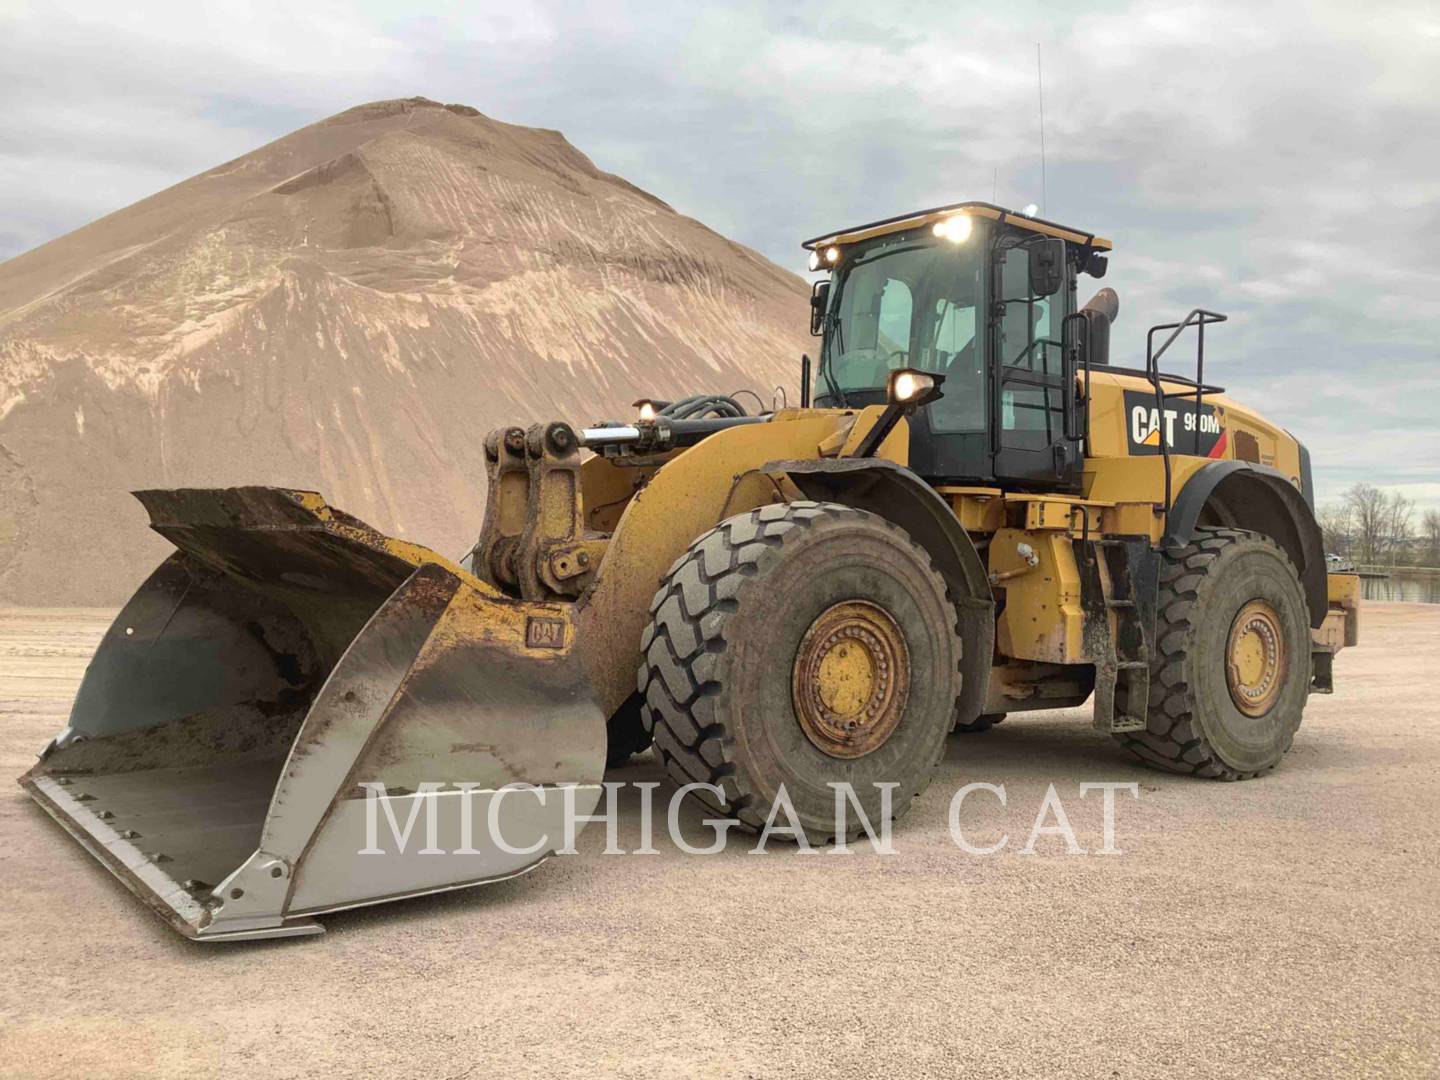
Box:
[0,97,808,603]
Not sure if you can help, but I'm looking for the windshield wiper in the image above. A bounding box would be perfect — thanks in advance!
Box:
[820,311,848,408]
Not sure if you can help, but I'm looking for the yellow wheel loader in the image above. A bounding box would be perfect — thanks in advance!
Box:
[20,202,1360,940]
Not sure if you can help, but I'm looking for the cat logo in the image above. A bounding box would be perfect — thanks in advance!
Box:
[525,616,566,649]
[1124,390,1227,458]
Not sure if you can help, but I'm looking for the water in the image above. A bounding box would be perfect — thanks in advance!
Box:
[1360,570,1440,604]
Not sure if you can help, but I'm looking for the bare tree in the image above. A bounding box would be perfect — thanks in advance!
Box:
[1385,492,1415,565]
[1342,484,1415,565]
[1344,483,1386,564]
[1317,502,1353,556]
[1423,509,1440,568]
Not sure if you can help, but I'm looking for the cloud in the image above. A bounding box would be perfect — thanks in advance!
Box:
[2,0,1436,511]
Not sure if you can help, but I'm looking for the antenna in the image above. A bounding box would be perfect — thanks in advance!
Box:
[992,166,998,203]
[1036,43,1048,217]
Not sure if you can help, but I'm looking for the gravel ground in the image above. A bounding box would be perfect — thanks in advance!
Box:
[1,602,1436,1079]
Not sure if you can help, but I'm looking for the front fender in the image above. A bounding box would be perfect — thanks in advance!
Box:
[766,457,996,727]
[574,415,852,717]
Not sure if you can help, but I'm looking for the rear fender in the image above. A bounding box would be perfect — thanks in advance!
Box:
[1166,461,1327,627]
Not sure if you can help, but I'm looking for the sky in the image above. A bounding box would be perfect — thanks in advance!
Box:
[2,0,1437,514]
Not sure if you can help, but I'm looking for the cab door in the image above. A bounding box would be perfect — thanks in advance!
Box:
[990,242,1082,490]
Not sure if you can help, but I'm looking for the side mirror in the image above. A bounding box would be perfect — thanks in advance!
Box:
[809,280,830,336]
[1028,238,1066,297]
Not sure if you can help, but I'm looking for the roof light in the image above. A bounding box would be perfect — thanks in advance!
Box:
[825,246,841,264]
[931,215,973,243]
[1022,203,1039,217]
[634,400,657,422]
[807,251,821,272]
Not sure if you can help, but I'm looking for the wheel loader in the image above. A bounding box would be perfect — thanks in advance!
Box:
[20,201,1360,941]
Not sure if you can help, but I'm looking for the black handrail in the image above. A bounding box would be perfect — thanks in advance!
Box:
[1061,311,1089,452]
[1000,334,1065,447]
[1144,309,1228,535]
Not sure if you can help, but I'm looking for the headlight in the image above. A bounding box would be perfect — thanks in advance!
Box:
[892,371,931,402]
[888,368,943,405]
[634,399,657,422]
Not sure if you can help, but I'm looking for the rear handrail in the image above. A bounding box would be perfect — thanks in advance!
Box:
[1061,311,1090,453]
[1144,308,1228,535]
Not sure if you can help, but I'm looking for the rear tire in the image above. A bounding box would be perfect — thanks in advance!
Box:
[1114,527,1311,780]
[638,502,963,842]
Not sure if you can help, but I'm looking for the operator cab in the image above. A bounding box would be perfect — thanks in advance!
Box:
[803,202,1112,491]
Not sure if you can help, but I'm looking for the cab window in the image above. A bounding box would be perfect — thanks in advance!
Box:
[998,246,1059,437]
[927,296,983,431]
[817,237,985,433]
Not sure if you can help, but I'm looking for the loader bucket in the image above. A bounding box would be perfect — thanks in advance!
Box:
[18,488,605,941]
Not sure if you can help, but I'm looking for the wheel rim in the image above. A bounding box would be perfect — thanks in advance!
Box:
[1224,599,1287,717]
[791,600,910,759]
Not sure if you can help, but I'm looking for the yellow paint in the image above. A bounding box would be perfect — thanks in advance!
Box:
[837,406,910,463]
[816,639,875,717]
[1320,572,1361,649]
[1022,499,1077,532]
[581,454,653,533]
[575,413,855,715]
[817,424,852,458]
[1082,455,1211,543]
[1232,627,1268,685]
[1086,369,1303,486]
[991,528,1085,664]
[1327,572,1360,605]
[937,487,1006,533]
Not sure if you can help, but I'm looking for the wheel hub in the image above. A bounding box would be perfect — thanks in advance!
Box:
[792,600,910,759]
[1225,599,1287,717]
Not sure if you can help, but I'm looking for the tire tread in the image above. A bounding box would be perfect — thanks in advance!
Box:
[637,501,961,838]
[1113,527,1306,780]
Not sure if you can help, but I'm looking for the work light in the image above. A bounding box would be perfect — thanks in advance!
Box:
[932,215,972,242]
[888,368,943,406]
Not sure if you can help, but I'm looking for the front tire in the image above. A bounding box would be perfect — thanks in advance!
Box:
[1115,527,1311,779]
[638,502,963,841]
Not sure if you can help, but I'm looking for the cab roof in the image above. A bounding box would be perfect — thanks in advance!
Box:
[800,200,1113,253]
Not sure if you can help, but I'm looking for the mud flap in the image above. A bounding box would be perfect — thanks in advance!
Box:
[18,488,605,941]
